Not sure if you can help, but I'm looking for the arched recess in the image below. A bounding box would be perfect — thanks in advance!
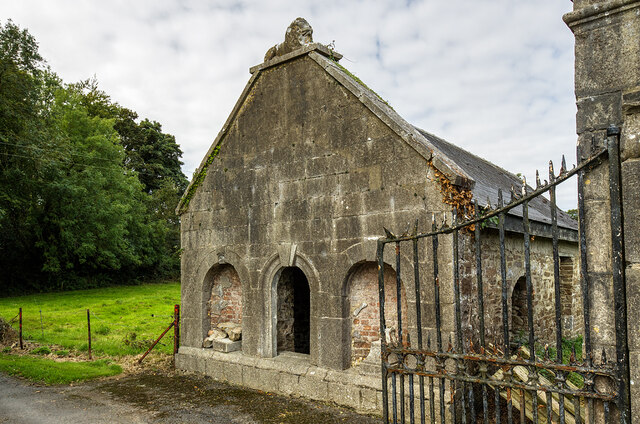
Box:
[260,250,320,359]
[345,261,408,367]
[559,256,575,332]
[194,248,250,343]
[511,276,528,341]
[205,264,243,329]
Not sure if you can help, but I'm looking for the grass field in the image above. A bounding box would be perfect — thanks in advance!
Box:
[0,282,181,356]
[0,354,122,384]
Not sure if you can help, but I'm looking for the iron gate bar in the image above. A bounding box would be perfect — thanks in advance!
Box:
[397,241,405,424]
[549,160,567,424]
[498,189,514,424]
[452,209,468,424]
[474,201,490,424]
[521,182,539,424]
[378,241,389,424]
[376,130,631,423]
[577,146,596,424]
[382,348,617,399]
[607,126,631,424]
[432,217,446,424]
[383,346,618,377]
[413,231,427,424]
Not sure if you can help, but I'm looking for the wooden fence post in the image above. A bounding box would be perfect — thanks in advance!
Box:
[173,304,180,357]
[19,308,23,350]
[87,309,92,360]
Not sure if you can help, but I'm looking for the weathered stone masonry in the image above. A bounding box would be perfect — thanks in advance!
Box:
[458,232,582,347]
[564,0,640,420]
[176,18,583,414]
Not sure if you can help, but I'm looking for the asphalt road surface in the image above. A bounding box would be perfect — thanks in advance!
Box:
[0,372,383,423]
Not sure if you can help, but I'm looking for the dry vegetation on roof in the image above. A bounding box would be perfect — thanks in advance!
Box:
[428,160,475,231]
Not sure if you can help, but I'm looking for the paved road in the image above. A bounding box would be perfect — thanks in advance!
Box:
[0,372,383,423]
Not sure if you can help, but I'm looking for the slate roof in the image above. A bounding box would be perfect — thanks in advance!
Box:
[415,129,578,231]
[180,44,578,234]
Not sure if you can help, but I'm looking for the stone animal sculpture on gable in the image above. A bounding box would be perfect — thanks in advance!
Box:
[264,17,313,61]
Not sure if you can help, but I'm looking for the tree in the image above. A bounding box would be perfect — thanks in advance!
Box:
[566,209,578,220]
[67,78,189,194]
[67,79,188,279]
[121,118,188,194]
[0,21,186,293]
[0,20,54,291]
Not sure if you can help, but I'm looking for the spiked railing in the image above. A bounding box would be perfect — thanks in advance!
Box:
[377,128,629,423]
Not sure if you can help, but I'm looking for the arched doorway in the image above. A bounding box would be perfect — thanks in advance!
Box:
[511,276,528,341]
[276,267,310,354]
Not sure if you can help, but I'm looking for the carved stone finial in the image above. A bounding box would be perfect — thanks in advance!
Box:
[264,17,313,62]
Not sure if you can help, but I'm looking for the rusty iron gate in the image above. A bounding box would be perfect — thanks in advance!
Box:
[376,126,630,424]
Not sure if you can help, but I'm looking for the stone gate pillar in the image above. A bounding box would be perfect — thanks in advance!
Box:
[563,0,640,420]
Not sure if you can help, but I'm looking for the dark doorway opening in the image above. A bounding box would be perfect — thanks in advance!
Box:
[276,267,310,354]
[511,276,528,341]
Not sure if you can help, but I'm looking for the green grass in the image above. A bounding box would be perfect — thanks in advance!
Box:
[0,282,180,356]
[0,354,122,384]
[31,346,52,355]
[513,333,585,388]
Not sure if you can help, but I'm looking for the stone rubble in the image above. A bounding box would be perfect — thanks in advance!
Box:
[202,322,242,348]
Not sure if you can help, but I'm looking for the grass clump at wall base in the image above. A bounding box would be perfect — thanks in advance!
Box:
[0,354,122,384]
[0,281,180,356]
[31,346,52,355]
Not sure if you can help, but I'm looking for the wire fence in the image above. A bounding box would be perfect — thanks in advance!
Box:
[0,304,181,364]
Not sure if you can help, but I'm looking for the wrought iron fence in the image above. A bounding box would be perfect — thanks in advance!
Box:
[376,127,630,423]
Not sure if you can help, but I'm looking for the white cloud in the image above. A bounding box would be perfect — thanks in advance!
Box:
[2,0,579,208]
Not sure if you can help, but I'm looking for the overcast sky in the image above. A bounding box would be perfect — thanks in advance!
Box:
[3,0,580,209]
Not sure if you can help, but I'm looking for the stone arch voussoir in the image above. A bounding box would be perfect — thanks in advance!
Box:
[258,247,321,360]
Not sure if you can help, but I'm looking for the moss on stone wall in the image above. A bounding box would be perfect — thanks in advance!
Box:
[330,58,394,110]
[177,141,223,215]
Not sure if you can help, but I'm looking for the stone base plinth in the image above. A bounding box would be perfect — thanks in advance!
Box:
[176,347,384,414]
[213,339,242,353]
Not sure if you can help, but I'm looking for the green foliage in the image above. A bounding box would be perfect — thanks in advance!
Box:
[524,336,585,388]
[68,78,189,195]
[566,208,578,220]
[31,346,52,355]
[0,354,122,384]
[0,282,180,356]
[0,21,187,293]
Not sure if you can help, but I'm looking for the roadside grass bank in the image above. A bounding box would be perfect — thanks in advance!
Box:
[0,354,122,384]
[0,281,180,356]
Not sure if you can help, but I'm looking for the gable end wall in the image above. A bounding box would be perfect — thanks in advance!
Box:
[179,55,451,369]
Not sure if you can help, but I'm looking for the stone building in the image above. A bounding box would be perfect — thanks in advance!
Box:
[175,18,579,413]
[563,0,640,420]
